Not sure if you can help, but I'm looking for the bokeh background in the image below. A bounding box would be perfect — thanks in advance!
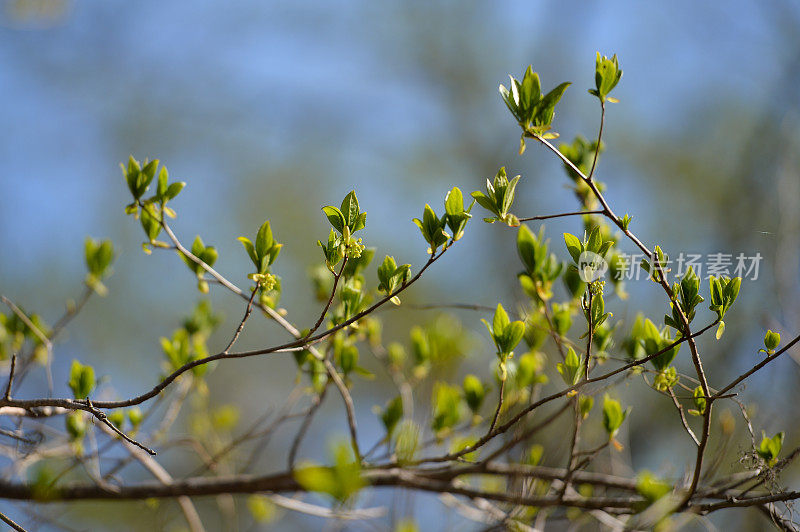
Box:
[1,0,800,530]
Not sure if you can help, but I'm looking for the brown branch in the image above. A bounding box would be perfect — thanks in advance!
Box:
[587,100,605,181]
[84,400,156,456]
[532,134,712,508]
[4,353,16,400]
[0,469,645,511]
[584,290,593,380]
[713,333,800,399]
[95,422,205,532]
[559,398,583,500]
[304,258,347,339]
[518,210,604,223]
[667,387,699,446]
[692,491,800,512]
[221,281,260,354]
[487,376,505,434]
[0,510,27,532]
[419,321,716,464]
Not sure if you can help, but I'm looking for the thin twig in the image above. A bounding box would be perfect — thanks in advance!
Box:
[518,210,604,222]
[667,387,700,446]
[5,353,17,399]
[0,510,27,532]
[221,281,260,354]
[587,101,605,181]
[304,258,347,339]
[487,377,505,434]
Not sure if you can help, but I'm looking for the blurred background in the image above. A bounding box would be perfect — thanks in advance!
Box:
[1,0,799,530]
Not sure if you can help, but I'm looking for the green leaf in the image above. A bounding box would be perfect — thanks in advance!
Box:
[586,226,602,254]
[255,221,274,261]
[380,396,404,438]
[191,235,205,258]
[165,181,185,200]
[532,82,571,129]
[579,396,594,419]
[444,187,472,239]
[516,351,547,388]
[322,206,346,234]
[156,166,168,197]
[462,374,485,414]
[247,495,277,524]
[602,394,629,439]
[444,187,464,216]
[757,431,784,466]
[502,321,525,355]
[85,238,114,279]
[200,247,218,268]
[238,237,258,267]
[716,320,725,340]
[492,304,510,337]
[431,382,463,433]
[294,442,365,502]
[65,411,87,441]
[557,347,582,386]
[68,360,96,399]
[352,211,367,232]
[636,471,671,503]
[516,225,537,274]
[725,277,741,304]
[377,255,396,289]
[340,190,360,229]
[501,174,521,218]
[140,204,162,242]
[764,330,781,352]
[127,407,143,427]
[692,386,706,415]
[563,233,582,263]
[593,52,623,102]
[338,344,359,375]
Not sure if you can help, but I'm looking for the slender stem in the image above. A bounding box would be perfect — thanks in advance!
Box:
[668,387,699,446]
[587,101,605,181]
[4,354,16,400]
[0,510,27,532]
[713,333,800,399]
[518,210,603,222]
[584,290,593,380]
[559,399,582,500]
[532,134,712,507]
[417,321,717,465]
[488,377,506,434]
[304,258,348,339]
[0,235,449,413]
[221,281,260,354]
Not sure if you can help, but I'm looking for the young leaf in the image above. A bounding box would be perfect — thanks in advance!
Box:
[557,347,583,386]
[379,396,404,438]
[563,233,583,263]
[602,394,630,440]
[764,330,781,353]
[757,431,785,467]
[462,374,486,414]
[68,360,96,399]
[322,206,346,234]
